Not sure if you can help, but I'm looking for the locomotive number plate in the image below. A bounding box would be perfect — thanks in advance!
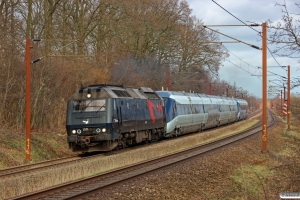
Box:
[83,128,89,131]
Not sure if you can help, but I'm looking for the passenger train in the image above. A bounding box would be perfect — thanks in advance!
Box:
[66,84,248,152]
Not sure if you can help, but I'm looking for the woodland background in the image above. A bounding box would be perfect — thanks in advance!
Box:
[1,0,295,131]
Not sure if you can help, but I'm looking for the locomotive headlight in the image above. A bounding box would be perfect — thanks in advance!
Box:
[77,129,82,134]
[87,93,91,98]
[102,128,106,132]
[72,130,76,134]
[96,128,101,133]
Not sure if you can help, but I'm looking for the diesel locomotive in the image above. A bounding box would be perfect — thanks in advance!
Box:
[66,84,165,152]
[66,84,248,152]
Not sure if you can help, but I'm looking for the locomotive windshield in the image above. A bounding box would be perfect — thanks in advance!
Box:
[73,99,106,112]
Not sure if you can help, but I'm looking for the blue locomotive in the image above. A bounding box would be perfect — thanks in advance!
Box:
[66,85,248,152]
[66,84,165,152]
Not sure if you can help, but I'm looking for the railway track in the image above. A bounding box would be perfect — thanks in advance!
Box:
[10,109,273,200]
[0,156,80,178]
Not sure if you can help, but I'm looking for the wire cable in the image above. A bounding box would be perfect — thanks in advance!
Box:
[211,0,286,71]
[226,48,285,79]
[225,59,262,81]
[211,0,260,34]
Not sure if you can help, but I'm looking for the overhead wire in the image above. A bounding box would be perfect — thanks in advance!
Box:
[225,58,262,81]
[211,0,287,72]
[211,0,260,34]
[226,48,286,79]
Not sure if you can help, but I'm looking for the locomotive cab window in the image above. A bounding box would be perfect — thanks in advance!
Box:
[73,99,106,112]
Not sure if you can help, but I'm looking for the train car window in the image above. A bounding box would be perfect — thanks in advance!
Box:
[190,105,193,114]
[180,105,184,115]
[195,104,200,113]
[175,104,180,115]
[194,105,199,114]
[200,104,204,113]
[177,104,184,115]
[190,104,195,114]
[172,102,177,117]
[136,102,139,109]
[186,105,189,114]
[127,102,130,109]
[187,104,191,114]
[204,104,209,113]
[182,105,187,114]
[177,104,182,115]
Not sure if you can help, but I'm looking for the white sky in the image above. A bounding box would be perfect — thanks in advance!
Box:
[185,0,300,98]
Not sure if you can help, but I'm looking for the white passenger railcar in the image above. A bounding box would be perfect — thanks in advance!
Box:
[156,91,248,137]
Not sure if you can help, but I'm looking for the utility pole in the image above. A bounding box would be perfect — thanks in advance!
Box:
[287,65,291,130]
[203,23,266,151]
[226,85,229,97]
[167,70,171,91]
[26,38,31,160]
[283,85,286,119]
[262,22,267,153]
[280,90,282,117]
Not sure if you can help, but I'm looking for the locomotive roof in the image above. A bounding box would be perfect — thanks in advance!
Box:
[71,84,161,100]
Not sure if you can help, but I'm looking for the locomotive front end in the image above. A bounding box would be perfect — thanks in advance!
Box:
[66,86,118,152]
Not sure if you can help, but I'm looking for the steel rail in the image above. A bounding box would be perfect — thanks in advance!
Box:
[0,156,80,177]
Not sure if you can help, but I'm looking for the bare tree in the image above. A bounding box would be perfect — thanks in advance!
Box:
[268,1,300,89]
[268,2,300,59]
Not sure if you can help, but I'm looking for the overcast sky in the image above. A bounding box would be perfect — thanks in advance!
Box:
[185,0,300,98]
